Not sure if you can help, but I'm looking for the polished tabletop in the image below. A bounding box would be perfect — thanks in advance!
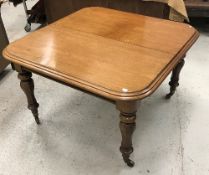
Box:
[3,7,199,100]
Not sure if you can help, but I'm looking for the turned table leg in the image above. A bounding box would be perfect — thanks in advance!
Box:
[166,58,185,99]
[18,70,40,124]
[116,101,137,167]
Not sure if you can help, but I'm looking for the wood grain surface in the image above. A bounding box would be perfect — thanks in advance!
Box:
[3,7,199,100]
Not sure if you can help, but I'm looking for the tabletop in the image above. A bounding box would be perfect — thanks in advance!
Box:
[3,7,199,100]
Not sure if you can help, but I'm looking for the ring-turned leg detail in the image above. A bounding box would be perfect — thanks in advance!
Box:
[166,59,185,99]
[18,71,40,124]
[116,101,137,167]
[120,112,136,167]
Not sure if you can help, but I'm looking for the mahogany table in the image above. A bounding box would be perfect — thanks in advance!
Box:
[3,7,199,167]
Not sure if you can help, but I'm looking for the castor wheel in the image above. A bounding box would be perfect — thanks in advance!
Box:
[122,154,135,167]
[24,23,31,32]
[123,158,135,167]
[165,92,173,99]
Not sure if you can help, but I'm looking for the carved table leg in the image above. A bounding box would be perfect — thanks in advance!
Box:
[116,101,137,167]
[18,70,40,124]
[166,58,185,99]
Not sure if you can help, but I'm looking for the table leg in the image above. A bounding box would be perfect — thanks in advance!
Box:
[116,101,137,167]
[166,58,185,99]
[18,70,40,124]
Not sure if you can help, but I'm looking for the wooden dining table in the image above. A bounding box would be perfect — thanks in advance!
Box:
[3,7,199,167]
